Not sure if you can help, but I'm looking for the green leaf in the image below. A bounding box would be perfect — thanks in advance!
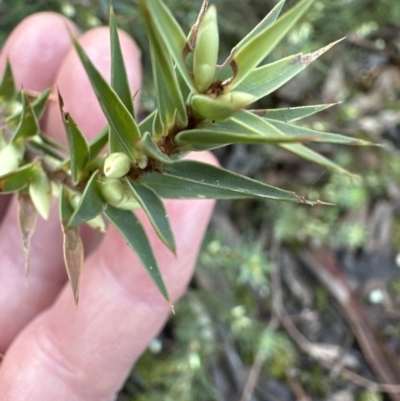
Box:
[235,40,342,100]
[150,44,178,133]
[126,179,175,252]
[6,89,51,125]
[61,102,90,185]
[235,0,285,51]
[141,4,187,128]
[88,126,109,159]
[141,160,304,202]
[104,206,170,302]
[110,7,135,153]
[266,118,372,145]
[11,91,40,142]
[254,103,336,122]
[29,166,52,220]
[0,59,16,101]
[136,132,173,163]
[72,36,140,161]
[0,162,37,194]
[175,111,313,149]
[68,170,107,227]
[140,0,194,91]
[138,110,157,136]
[229,0,315,89]
[29,138,64,161]
[280,142,354,176]
[59,186,74,224]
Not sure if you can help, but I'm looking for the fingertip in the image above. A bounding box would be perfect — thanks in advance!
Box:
[43,26,143,143]
[0,12,79,91]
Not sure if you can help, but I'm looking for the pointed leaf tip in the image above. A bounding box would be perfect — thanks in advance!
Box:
[63,226,84,305]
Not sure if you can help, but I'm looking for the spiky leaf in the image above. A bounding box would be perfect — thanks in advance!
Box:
[126,179,176,252]
[104,206,170,302]
[140,0,193,91]
[72,36,141,161]
[0,59,16,101]
[61,101,90,185]
[11,91,40,142]
[229,0,315,89]
[68,170,107,227]
[141,160,306,202]
[0,162,37,193]
[255,104,336,123]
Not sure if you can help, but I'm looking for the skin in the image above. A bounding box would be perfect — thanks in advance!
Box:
[0,13,217,400]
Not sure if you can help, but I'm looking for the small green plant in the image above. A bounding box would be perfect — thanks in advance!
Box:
[0,0,371,304]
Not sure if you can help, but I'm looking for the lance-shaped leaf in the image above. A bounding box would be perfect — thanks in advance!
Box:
[233,111,355,175]
[228,0,315,89]
[68,170,107,227]
[0,162,37,193]
[6,89,51,126]
[150,43,178,133]
[11,91,40,142]
[60,96,90,185]
[265,118,372,146]
[235,40,342,101]
[0,140,24,175]
[140,0,194,91]
[235,0,285,51]
[141,5,187,128]
[175,111,315,149]
[110,7,135,153]
[254,103,336,123]
[88,127,109,159]
[280,142,354,176]
[60,186,83,305]
[104,206,170,302]
[18,194,38,277]
[0,59,16,101]
[126,178,175,252]
[141,160,312,203]
[136,132,173,163]
[72,36,140,161]
[138,110,157,136]
[29,165,52,220]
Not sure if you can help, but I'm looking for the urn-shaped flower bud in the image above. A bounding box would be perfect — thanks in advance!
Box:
[103,152,131,178]
[99,177,139,210]
[193,5,219,93]
[191,91,257,121]
[0,141,24,176]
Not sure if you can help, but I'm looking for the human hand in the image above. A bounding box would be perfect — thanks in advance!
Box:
[0,13,216,399]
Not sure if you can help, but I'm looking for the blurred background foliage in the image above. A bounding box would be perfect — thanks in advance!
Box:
[2,0,400,400]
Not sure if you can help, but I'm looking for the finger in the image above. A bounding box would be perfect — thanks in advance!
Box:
[43,26,142,143]
[0,22,142,351]
[0,151,218,401]
[0,12,79,222]
[0,12,79,91]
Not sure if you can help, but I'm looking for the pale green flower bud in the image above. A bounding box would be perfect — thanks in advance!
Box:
[193,5,219,93]
[99,177,140,210]
[103,152,131,178]
[29,167,52,220]
[0,141,24,176]
[191,91,257,121]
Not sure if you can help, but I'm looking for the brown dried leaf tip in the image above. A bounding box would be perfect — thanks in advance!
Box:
[18,195,38,278]
[63,226,84,305]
